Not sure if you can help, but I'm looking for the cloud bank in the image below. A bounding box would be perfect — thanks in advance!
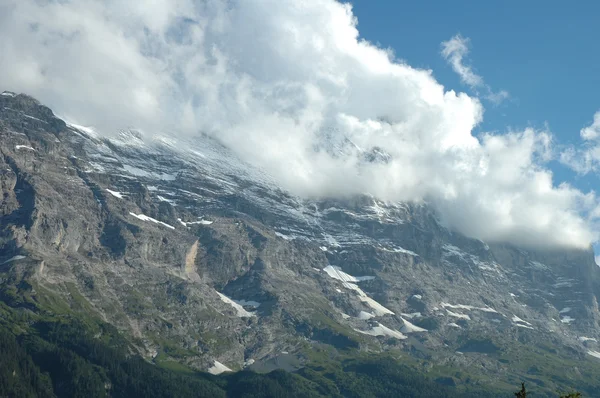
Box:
[0,0,598,249]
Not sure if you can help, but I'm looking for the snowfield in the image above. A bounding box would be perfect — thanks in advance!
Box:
[217,292,256,318]
[208,360,232,375]
[355,323,407,340]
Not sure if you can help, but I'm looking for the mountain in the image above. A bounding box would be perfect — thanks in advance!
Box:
[1,91,600,396]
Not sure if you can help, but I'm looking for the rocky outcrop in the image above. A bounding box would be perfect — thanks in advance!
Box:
[2,91,600,392]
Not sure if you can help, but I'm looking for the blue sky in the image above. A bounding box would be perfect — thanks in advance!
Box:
[352,0,600,191]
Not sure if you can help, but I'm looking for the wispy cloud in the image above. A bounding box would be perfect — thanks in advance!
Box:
[441,34,509,104]
[581,111,600,141]
[561,111,600,174]
[0,0,597,249]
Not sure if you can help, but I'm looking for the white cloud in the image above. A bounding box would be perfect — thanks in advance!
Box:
[0,0,597,249]
[581,111,600,141]
[561,111,600,174]
[441,34,508,104]
[441,35,483,88]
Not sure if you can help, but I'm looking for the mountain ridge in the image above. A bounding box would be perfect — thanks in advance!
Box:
[1,91,600,396]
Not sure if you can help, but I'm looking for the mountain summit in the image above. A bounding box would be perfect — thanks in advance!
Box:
[1,92,600,396]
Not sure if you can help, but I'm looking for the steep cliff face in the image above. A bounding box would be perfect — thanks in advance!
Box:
[2,91,600,393]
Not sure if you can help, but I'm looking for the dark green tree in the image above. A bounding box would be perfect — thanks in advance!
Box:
[514,382,527,397]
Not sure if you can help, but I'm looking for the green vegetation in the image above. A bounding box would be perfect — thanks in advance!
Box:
[0,298,477,398]
[0,313,469,397]
[513,382,582,398]
[0,278,595,397]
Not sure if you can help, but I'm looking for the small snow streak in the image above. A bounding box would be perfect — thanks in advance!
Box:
[15,145,35,151]
[129,212,175,229]
[355,323,407,340]
[441,302,497,314]
[446,310,470,320]
[400,317,427,333]
[511,315,534,329]
[1,255,26,265]
[106,189,124,198]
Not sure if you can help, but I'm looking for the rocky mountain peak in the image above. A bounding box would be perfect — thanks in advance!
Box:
[1,93,600,395]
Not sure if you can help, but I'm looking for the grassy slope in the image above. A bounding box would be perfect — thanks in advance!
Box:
[0,274,595,397]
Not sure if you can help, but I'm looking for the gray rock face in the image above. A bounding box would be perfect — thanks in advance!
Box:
[2,91,600,388]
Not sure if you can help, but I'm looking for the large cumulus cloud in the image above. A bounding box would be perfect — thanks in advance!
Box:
[0,0,598,249]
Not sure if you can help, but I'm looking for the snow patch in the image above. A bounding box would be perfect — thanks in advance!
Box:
[342,282,394,316]
[390,246,418,256]
[448,323,461,328]
[442,244,499,273]
[122,164,177,181]
[446,310,470,320]
[275,232,294,241]
[511,315,532,325]
[322,265,375,283]
[358,311,375,320]
[588,350,600,359]
[322,234,341,248]
[191,219,214,226]
[1,255,26,265]
[561,316,575,324]
[355,323,407,340]
[217,292,255,317]
[516,324,535,330]
[84,161,106,173]
[579,337,598,343]
[177,218,213,227]
[319,246,328,252]
[129,212,175,229]
[511,315,534,329]
[208,360,232,375]
[157,195,176,205]
[441,302,498,313]
[23,114,46,123]
[400,317,427,333]
[106,189,124,199]
[378,245,418,256]
[234,299,261,308]
[559,307,572,314]
[412,294,422,300]
[15,145,35,151]
[68,123,100,138]
[401,312,422,319]
[1,91,16,97]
